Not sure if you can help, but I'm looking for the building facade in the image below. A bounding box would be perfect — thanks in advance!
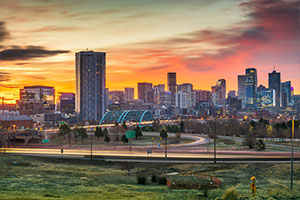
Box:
[238,75,247,109]
[167,72,177,106]
[245,68,257,110]
[18,86,55,115]
[75,51,106,122]
[268,69,281,108]
[124,87,134,102]
[59,93,75,114]
[138,82,153,103]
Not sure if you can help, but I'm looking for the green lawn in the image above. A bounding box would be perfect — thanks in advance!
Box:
[0,154,299,199]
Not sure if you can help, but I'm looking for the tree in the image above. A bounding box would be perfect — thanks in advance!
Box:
[103,128,108,136]
[134,126,143,139]
[79,128,88,143]
[274,123,281,138]
[180,120,185,133]
[256,139,265,151]
[160,129,168,139]
[73,128,80,143]
[122,122,127,129]
[121,134,128,144]
[94,127,103,141]
[243,135,256,149]
[104,134,110,143]
[58,124,71,143]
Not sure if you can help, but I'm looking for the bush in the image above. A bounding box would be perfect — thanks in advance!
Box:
[151,175,159,182]
[137,175,146,184]
[243,135,256,149]
[158,177,167,185]
[256,139,265,150]
[222,187,238,200]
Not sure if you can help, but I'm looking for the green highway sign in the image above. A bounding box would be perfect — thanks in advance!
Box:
[126,131,135,139]
[42,139,49,143]
[59,121,65,125]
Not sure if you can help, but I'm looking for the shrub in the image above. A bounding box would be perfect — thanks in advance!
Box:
[137,175,146,184]
[222,187,238,200]
[243,135,256,149]
[256,139,265,150]
[151,175,159,182]
[158,177,167,185]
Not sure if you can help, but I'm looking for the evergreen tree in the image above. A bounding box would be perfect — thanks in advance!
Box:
[104,134,110,143]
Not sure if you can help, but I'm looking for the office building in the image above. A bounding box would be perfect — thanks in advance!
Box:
[59,93,75,114]
[108,91,124,105]
[228,90,236,98]
[75,51,106,121]
[238,75,247,108]
[268,69,281,108]
[138,82,153,103]
[18,85,55,115]
[281,81,292,109]
[216,79,226,105]
[175,91,187,109]
[124,88,134,102]
[256,85,275,110]
[167,72,177,106]
[177,83,194,108]
[245,68,257,110]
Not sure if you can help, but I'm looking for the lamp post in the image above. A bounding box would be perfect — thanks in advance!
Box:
[213,121,216,164]
[291,117,295,190]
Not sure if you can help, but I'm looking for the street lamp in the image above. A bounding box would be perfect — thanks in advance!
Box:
[291,117,295,190]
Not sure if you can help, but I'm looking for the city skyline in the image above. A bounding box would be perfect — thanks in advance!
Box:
[0,0,299,103]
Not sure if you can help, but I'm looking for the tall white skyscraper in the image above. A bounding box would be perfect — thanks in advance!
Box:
[75,51,106,121]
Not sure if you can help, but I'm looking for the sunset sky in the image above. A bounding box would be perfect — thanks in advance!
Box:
[0,0,299,103]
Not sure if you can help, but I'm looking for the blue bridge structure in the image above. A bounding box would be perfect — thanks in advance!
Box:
[99,110,154,126]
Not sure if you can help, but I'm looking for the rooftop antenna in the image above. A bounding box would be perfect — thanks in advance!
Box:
[273,65,275,71]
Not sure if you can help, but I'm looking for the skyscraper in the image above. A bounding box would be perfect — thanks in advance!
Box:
[167,72,176,106]
[268,69,281,108]
[245,68,257,110]
[138,82,153,103]
[59,92,75,114]
[281,81,291,109]
[238,75,247,109]
[75,51,106,122]
[216,79,226,105]
[124,87,134,102]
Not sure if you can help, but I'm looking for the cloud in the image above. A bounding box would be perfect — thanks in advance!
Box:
[138,65,169,72]
[0,21,9,43]
[0,46,69,61]
[31,26,79,32]
[0,71,10,82]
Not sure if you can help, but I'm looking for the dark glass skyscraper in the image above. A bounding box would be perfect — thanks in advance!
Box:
[281,81,291,109]
[167,72,176,106]
[216,79,226,105]
[75,51,106,122]
[238,75,247,108]
[268,69,281,108]
[245,68,257,110]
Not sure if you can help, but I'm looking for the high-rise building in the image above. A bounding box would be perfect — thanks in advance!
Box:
[18,85,55,115]
[281,81,292,109]
[138,82,153,103]
[75,51,106,122]
[256,85,275,110]
[175,91,187,108]
[124,87,134,102]
[228,90,236,98]
[238,75,247,109]
[178,83,194,108]
[153,84,165,105]
[268,69,281,108]
[167,72,177,106]
[108,91,124,105]
[195,90,211,103]
[216,79,226,104]
[245,68,257,110]
[59,93,75,114]
[211,85,221,106]
[158,91,172,107]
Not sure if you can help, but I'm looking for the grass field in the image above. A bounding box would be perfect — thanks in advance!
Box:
[0,154,299,200]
